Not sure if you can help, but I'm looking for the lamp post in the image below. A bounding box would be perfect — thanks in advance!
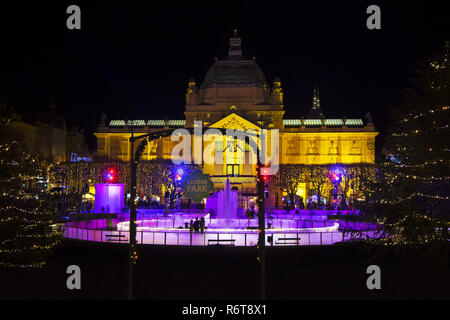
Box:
[256,158,266,300]
[330,169,343,210]
[255,119,270,301]
[125,126,267,300]
[128,129,137,300]
[126,127,184,300]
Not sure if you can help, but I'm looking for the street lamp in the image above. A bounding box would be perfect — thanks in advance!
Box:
[330,168,343,209]
[126,126,267,300]
[175,167,184,210]
[256,160,266,300]
[126,127,192,300]
[104,168,116,182]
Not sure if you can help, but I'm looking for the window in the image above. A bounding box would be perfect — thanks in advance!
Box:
[227,164,239,177]
[215,140,224,152]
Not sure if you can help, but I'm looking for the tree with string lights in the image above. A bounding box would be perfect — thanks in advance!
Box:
[367,42,449,252]
[0,105,61,269]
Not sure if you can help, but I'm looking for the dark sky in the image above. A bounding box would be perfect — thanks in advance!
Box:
[0,1,448,148]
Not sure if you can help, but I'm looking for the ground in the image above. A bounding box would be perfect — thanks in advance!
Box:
[0,240,449,299]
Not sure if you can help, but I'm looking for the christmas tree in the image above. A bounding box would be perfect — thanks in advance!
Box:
[371,42,449,243]
[0,106,61,269]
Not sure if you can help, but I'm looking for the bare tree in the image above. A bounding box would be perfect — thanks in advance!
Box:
[270,165,305,210]
[349,164,376,210]
[306,165,331,206]
[328,164,376,210]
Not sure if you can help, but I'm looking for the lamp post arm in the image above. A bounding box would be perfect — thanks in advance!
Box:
[126,125,263,300]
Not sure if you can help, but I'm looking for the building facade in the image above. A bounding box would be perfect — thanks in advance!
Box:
[94,31,378,208]
[4,103,90,167]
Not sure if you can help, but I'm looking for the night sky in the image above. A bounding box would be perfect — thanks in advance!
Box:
[0,1,448,148]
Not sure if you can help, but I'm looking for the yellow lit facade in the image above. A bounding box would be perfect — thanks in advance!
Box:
[94,31,378,208]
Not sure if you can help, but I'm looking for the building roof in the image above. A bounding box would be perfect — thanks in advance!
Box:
[201,59,267,88]
[108,118,364,129]
[200,30,266,88]
[283,118,364,128]
[108,120,186,128]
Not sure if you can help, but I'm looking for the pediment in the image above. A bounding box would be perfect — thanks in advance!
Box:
[209,113,260,131]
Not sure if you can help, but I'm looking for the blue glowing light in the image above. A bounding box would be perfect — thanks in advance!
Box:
[175,168,184,181]
[389,154,401,164]
[330,167,343,184]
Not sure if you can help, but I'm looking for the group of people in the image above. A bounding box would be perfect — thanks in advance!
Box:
[189,217,205,234]
[245,209,256,218]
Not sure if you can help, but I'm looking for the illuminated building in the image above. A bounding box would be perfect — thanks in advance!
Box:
[94,30,378,207]
[3,101,90,167]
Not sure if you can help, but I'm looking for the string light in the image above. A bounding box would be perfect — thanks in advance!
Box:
[365,43,450,249]
[0,123,62,270]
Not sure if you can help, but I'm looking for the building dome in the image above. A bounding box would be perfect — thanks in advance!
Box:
[200,30,266,88]
[201,59,267,88]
